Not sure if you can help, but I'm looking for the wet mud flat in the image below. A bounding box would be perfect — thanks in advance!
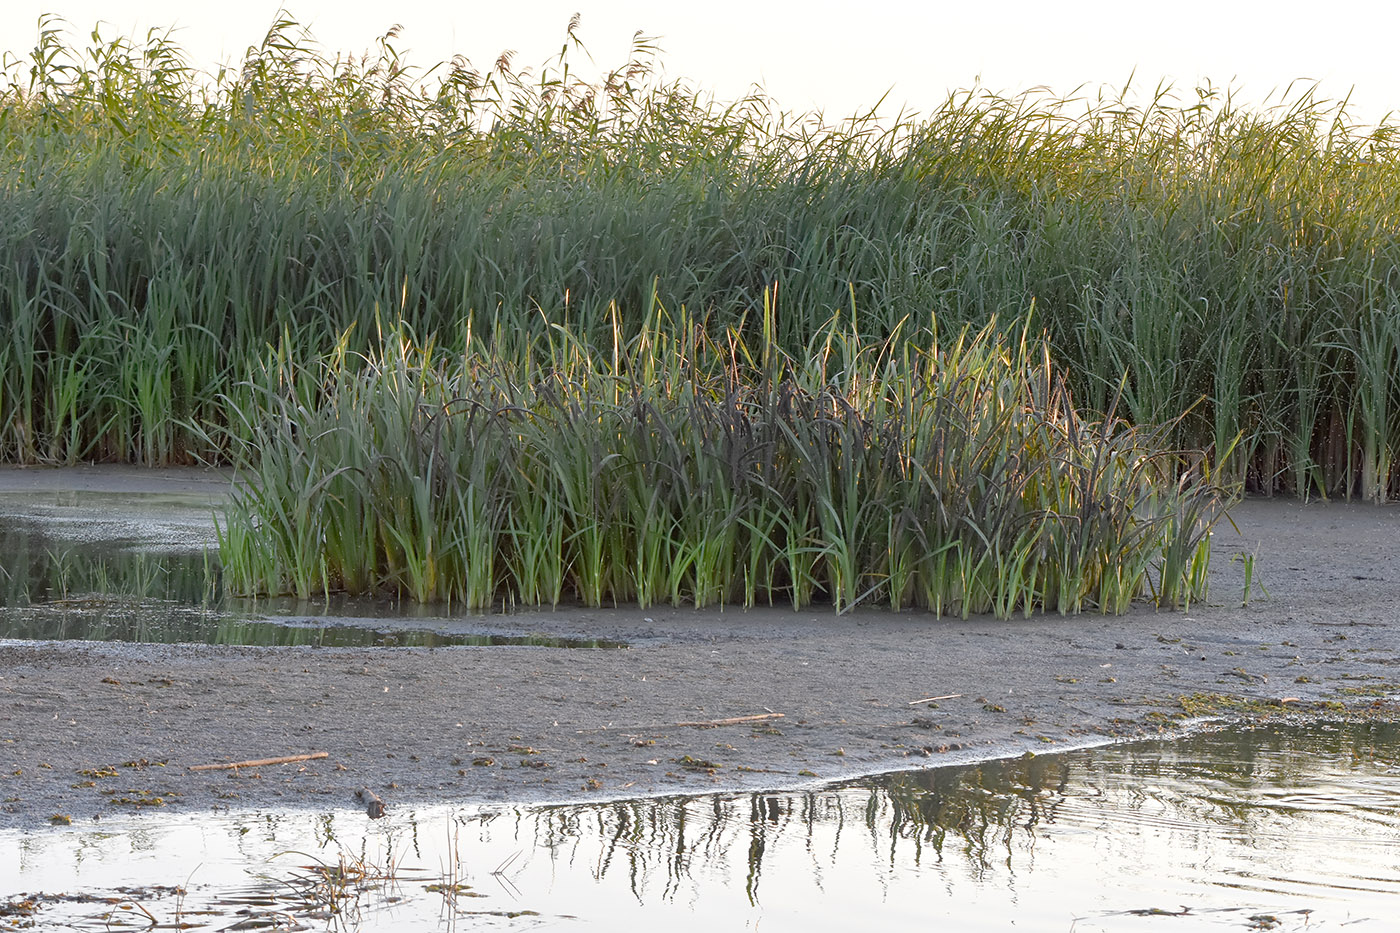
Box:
[0,469,1399,830]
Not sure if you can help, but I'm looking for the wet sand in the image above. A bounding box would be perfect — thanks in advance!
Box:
[1,468,1398,830]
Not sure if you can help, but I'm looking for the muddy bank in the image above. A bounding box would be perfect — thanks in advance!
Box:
[1,478,1399,830]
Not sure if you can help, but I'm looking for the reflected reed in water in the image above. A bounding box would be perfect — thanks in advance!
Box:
[8,722,1399,931]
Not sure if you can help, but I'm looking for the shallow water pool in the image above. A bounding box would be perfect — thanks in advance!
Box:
[0,489,630,648]
[4,721,1398,931]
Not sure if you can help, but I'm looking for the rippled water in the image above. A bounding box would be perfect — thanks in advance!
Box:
[5,722,1399,931]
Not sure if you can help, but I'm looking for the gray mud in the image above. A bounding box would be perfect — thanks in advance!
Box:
[1,469,1398,830]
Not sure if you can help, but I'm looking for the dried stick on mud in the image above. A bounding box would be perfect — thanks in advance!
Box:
[907,694,962,705]
[673,713,785,728]
[188,752,329,771]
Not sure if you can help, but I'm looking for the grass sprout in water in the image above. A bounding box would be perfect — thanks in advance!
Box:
[216,313,1222,616]
[258,847,416,930]
[1,848,474,932]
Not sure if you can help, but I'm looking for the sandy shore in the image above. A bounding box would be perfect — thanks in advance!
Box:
[2,474,1399,830]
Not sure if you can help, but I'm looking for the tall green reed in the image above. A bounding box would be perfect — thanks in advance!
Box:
[216,313,1221,616]
[3,17,1399,500]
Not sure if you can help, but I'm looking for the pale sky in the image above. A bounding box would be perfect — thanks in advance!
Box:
[1,1,1395,124]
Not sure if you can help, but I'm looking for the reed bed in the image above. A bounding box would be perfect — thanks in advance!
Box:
[215,311,1219,616]
[3,17,1399,500]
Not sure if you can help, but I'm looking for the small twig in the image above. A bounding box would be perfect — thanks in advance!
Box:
[908,694,962,705]
[188,752,328,772]
[116,897,158,926]
[576,711,783,735]
[673,713,785,728]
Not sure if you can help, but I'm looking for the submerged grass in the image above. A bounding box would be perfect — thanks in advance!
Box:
[216,310,1220,616]
[1,17,1400,500]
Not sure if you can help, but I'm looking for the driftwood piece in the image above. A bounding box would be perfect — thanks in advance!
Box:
[673,713,784,728]
[188,752,328,772]
[356,787,387,819]
[907,694,962,706]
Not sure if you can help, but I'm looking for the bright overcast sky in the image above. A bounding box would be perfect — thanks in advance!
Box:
[2,1,1397,124]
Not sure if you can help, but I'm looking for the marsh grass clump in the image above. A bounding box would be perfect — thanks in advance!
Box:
[217,308,1220,617]
[4,15,1399,500]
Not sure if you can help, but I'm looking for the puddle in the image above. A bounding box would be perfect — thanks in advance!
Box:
[0,490,221,608]
[0,605,629,648]
[4,721,1399,930]
[0,491,626,649]
[0,489,223,552]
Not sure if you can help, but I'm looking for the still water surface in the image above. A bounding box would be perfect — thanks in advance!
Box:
[0,489,628,647]
[4,722,1398,931]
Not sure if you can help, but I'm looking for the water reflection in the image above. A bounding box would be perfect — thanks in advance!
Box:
[0,535,217,608]
[7,722,1397,931]
[506,722,1400,929]
[0,604,627,648]
[0,493,220,608]
[0,491,628,648]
